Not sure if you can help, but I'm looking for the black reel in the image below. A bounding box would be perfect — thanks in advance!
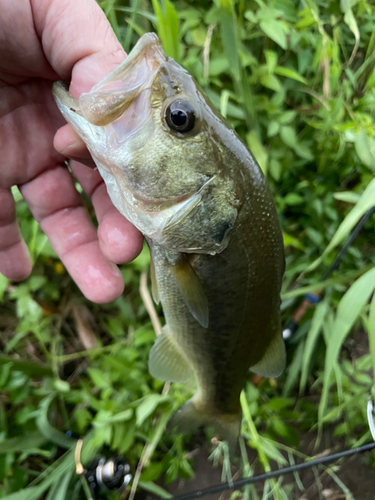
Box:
[83,456,132,497]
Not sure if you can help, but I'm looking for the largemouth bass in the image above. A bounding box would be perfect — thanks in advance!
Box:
[53,33,286,446]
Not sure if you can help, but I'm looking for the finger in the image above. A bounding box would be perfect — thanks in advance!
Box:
[53,124,96,169]
[32,0,126,94]
[70,161,144,264]
[0,189,32,281]
[20,166,124,303]
[40,0,127,163]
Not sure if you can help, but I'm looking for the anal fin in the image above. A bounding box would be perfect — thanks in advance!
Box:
[169,255,209,328]
[148,326,192,383]
[250,332,286,378]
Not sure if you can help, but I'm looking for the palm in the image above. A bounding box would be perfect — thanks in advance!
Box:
[0,0,143,303]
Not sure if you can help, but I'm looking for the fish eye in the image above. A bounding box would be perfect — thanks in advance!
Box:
[165,100,195,133]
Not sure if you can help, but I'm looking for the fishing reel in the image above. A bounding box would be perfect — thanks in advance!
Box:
[75,439,132,498]
[83,456,132,497]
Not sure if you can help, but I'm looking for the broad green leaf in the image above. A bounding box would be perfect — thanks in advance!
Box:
[265,50,278,73]
[284,193,304,205]
[103,409,133,424]
[260,20,287,49]
[283,233,305,250]
[136,394,166,426]
[355,131,375,171]
[260,74,282,92]
[270,158,282,180]
[300,301,329,394]
[268,121,279,137]
[274,66,307,84]
[280,126,297,148]
[333,191,361,204]
[28,276,47,292]
[307,178,375,272]
[277,110,298,125]
[319,266,375,423]
[87,367,109,389]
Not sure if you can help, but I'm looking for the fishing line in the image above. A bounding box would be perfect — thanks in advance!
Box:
[283,205,375,338]
[321,205,375,281]
[168,441,375,500]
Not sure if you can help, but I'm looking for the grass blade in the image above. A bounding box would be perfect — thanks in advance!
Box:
[36,394,76,449]
[300,300,329,394]
[219,0,241,82]
[138,481,172,498]
[0,355,53,378]
[0,432,47,454]
[368,292,375,398]
[151,0,179,60]
[319,266,375,425]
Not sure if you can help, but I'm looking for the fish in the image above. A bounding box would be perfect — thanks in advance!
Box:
[52,33,286,448]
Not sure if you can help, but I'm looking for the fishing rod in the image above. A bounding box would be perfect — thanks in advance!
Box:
[168,440,375,500]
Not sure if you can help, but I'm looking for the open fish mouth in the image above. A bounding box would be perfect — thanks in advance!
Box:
[53,33,166,128]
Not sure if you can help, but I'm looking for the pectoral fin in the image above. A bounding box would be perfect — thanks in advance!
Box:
[250,333,286,378]
[148,326,192,383]
[169,256,209,328]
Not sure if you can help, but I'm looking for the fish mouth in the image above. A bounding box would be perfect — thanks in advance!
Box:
[53,33,167,127]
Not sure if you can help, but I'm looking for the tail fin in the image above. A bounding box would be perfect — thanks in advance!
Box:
[169,398,241,453]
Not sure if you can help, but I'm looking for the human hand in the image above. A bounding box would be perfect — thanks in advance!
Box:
[0,0,143,303]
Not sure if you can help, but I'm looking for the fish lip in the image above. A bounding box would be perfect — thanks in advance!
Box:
[90,33,166,94]
[53,34,167,124]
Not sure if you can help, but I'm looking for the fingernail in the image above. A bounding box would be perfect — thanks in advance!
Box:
[66,156,97,170]
[60,140,84,155]
[109,261,122,278]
